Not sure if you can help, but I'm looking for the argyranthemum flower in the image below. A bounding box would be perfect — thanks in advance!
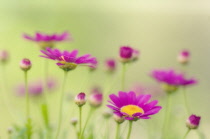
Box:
[151,69,197,92]
[107,91,162,121]
[23,31,71,49]
[40,47,97,71]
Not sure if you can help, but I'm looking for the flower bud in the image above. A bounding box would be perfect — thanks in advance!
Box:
[177,50,190,65]
[89,93,103,107]
[75,92,86,107]
[103,109,113,119]
[113,114,125,124]
[20,58,32,71]
[132,49,140,62]
[7,127,13,134]
[104,58,116,73]
[186,114,201,129]
[70,118,78,126]
[0,50,9,63]
[119,46,133,63]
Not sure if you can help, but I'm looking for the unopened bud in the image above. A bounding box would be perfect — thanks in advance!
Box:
[20,58,31,71]
[75,92,86,107]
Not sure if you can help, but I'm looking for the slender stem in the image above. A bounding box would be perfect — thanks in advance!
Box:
[104,119,109,139]
[0,64,17,122]
[126,121,133,139]
[24,71,32,139]
[79,107,82,138]
[162,93,172,139]
[25,71,30,119]
[79,107,95,139]
[121,63,126,91]
[55,71,68,139]
[42,59,50,128]
[73,125,79,139]
[183,87,190,115]
[115,123,120,139]
[182,129,191,139]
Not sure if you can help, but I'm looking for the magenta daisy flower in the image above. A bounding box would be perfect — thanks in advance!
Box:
[107,91,162,121]
[23,31,71,49]
[40,47,97,71]
[151,69,197,86]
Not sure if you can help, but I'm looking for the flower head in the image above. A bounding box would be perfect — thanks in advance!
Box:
[0,50,9,63]
[151,69,197,92]
[75,92,86,107]
[104,58,117,73]
[19,58,32,71]
[186,114,201,129]
[40,47,97,71]
[178,50,190,65]
[107,91,162,121]
[89,92,103,107]
[23,31,71,49]
[119,46,139,63]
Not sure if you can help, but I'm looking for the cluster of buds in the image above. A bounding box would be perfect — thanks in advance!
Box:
[119,46,139,63]
[177,50,190,65]
[186,114,201,129]
[19,58,32,71]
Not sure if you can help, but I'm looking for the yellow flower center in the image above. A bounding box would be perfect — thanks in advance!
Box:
[120,105,144,117]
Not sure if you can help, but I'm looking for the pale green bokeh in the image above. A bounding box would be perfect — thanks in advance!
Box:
[0,1,209,138]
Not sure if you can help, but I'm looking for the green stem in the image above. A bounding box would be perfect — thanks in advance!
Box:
[79,107,95,139]
[121,63,126,91]
[42,59,50,128]
[25,71,30,119]
[104,119,109,139]
[79,107,82,138]
[115,123,120,139]
[126,121,133,139]
[55,71,68,139]
[0,64,17,122]
[182,129,191,139]
[183,87,190,115]
[162,93,172,139]
[24,71,32,139]
[73,125,79,139]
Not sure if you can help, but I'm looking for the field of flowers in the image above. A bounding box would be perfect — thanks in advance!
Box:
[0,1,209,139]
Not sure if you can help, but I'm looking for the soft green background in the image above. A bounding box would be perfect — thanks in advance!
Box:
[0,1,209,139]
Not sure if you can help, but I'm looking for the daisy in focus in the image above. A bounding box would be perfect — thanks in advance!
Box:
[107,91,162,121]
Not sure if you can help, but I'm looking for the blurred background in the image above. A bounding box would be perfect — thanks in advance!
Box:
[0,0,209,138]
